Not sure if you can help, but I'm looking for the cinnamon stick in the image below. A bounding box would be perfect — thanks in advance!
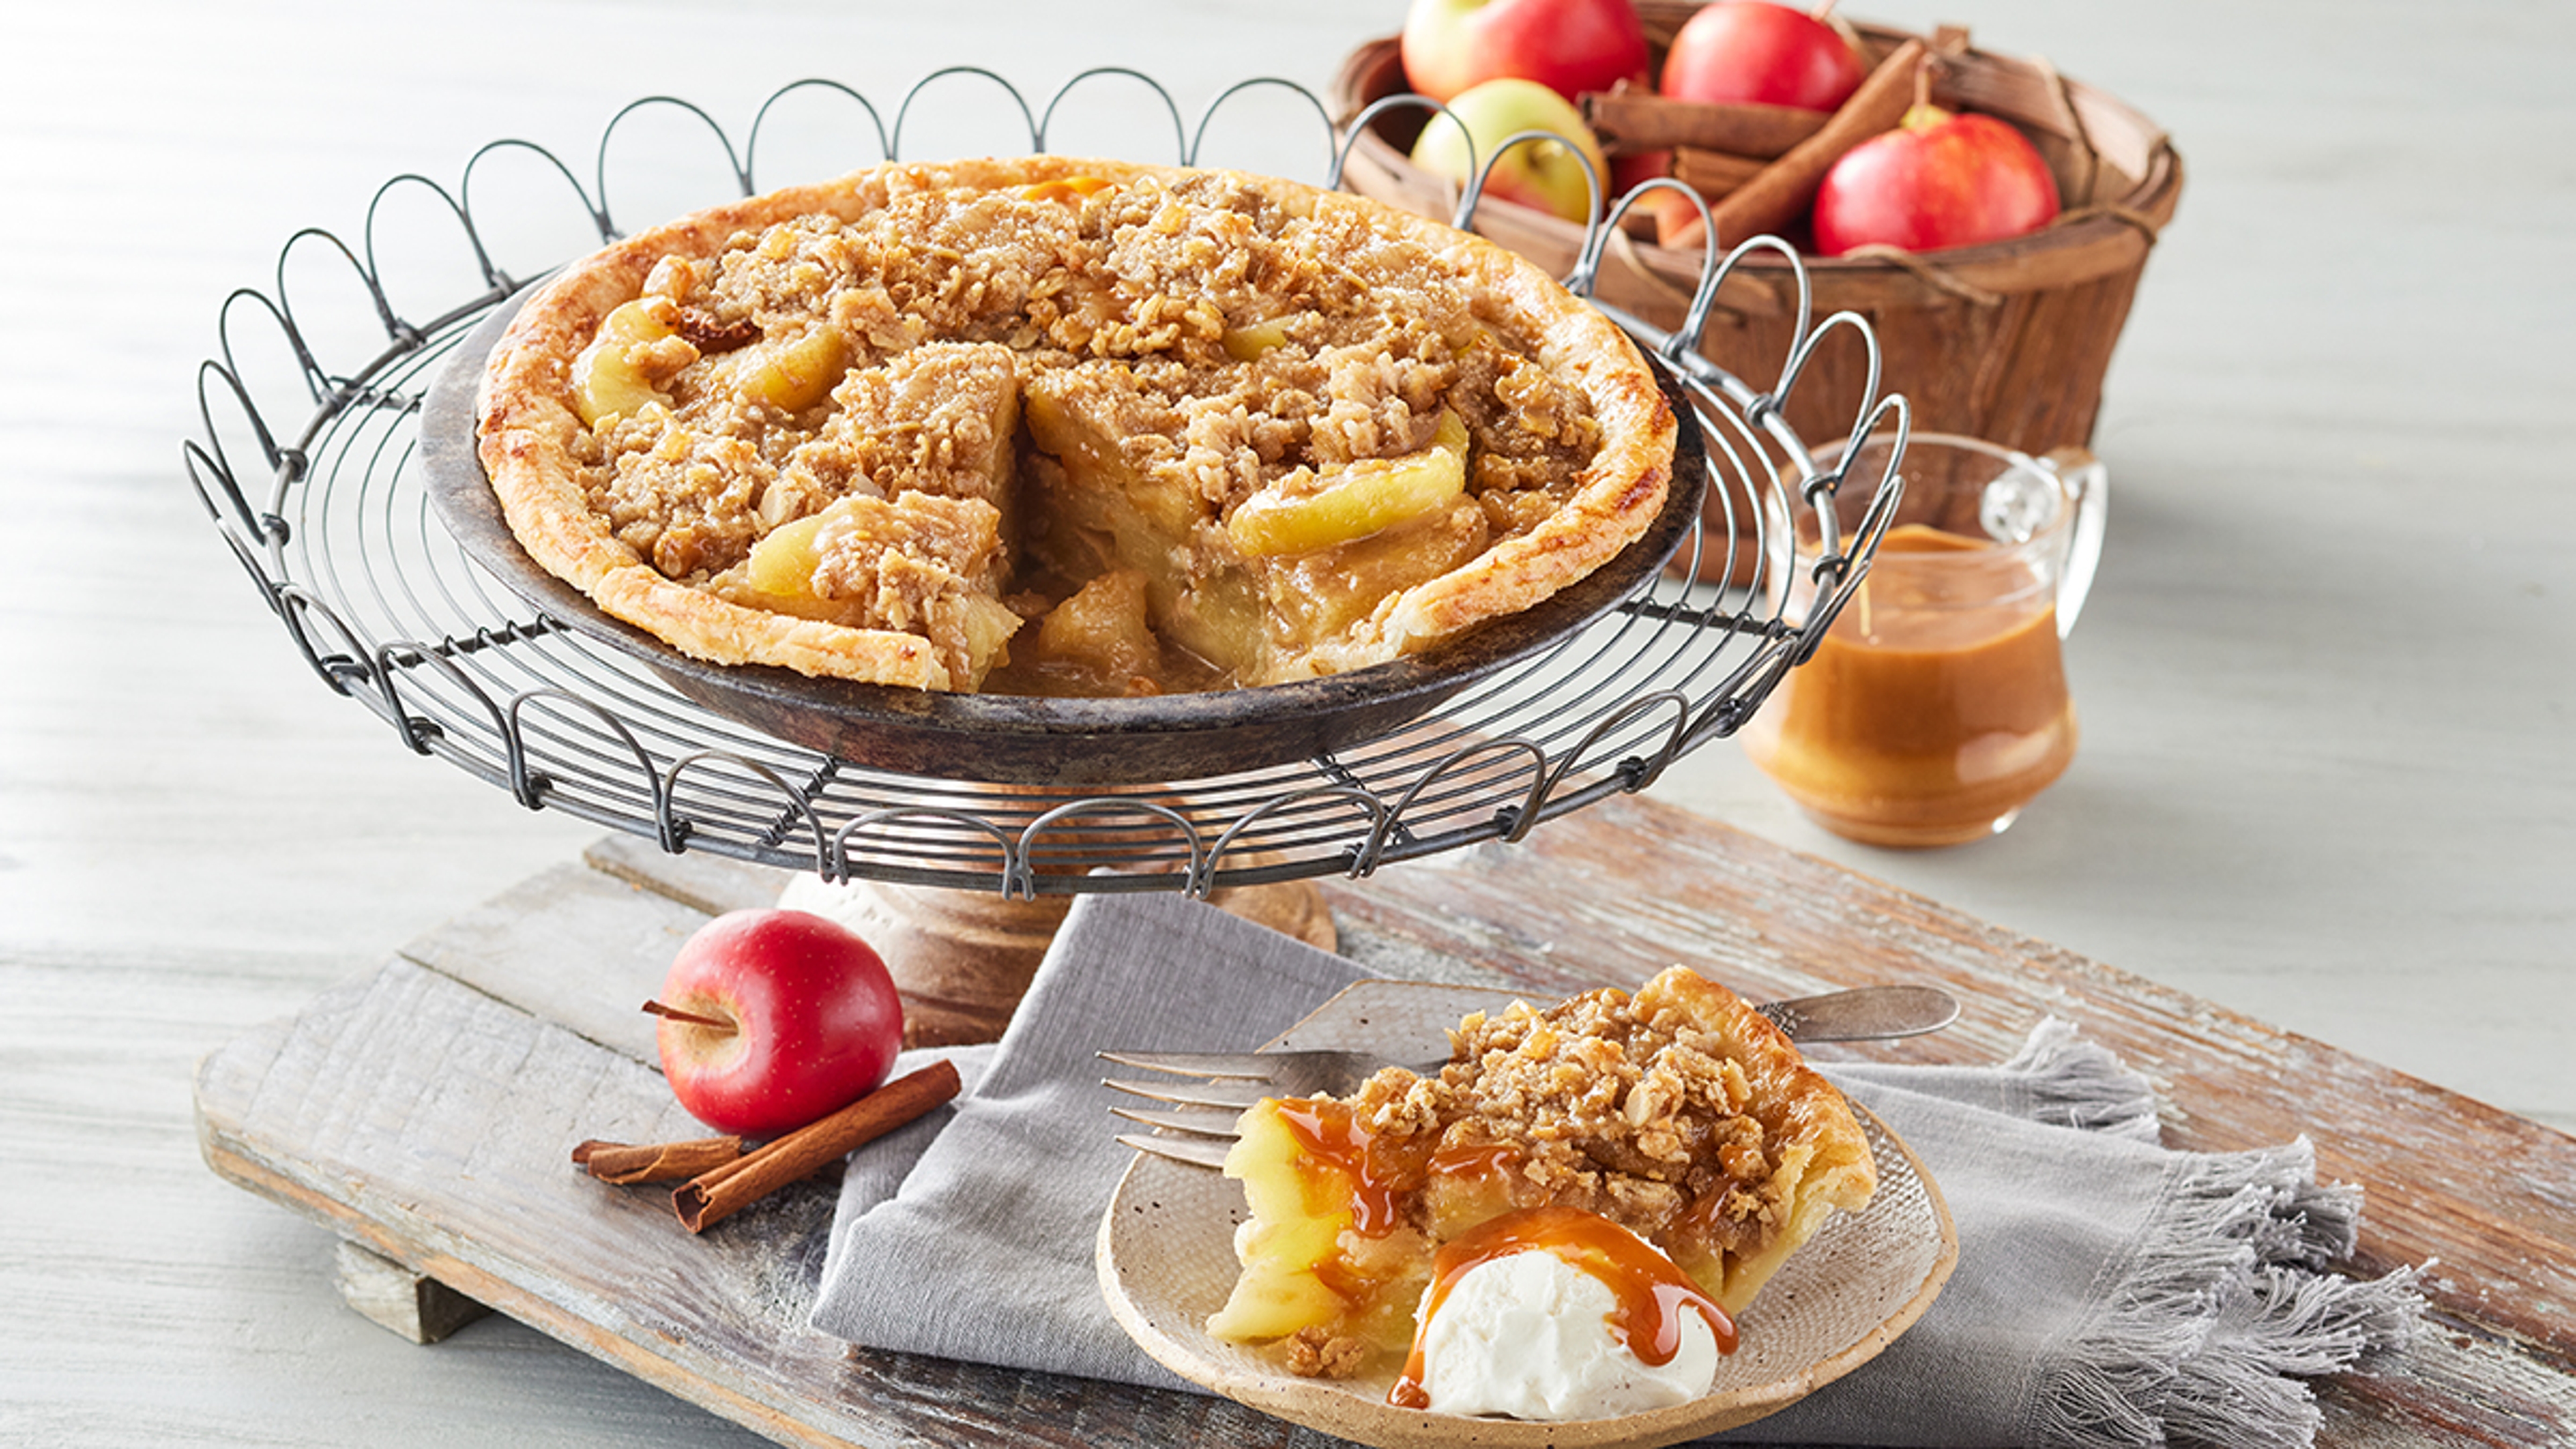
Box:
[572,1135,747,1185]
[672,1059,963,1234]
[1674,38,1929,251]
[1671,146,1770,200]
[1584,87,1831,160]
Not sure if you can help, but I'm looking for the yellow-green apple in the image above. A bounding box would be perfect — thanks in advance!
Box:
[1660,0,1864,112]
[648,908,904,1136]
[1811,105,2061,256]
[1400,0,1650,105]
[1410,77,1611,224]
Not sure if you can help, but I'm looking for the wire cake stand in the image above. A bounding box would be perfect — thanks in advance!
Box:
[182,68,1906,922]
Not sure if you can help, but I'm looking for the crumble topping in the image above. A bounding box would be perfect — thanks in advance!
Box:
[1351,982,1794,1261]
[1284,1326,1371,1381]
[588,406,775,578]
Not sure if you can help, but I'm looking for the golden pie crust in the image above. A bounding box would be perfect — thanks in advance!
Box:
[1207,967,1878,1378]
[474,155,1676,695]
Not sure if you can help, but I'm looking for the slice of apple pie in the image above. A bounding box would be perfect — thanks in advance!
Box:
[475,156,1676,696]
[1207,967,1877,1381]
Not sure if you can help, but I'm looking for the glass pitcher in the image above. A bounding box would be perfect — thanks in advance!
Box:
[1740,433,2108,848]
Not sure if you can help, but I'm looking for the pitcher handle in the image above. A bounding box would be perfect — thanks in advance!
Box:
[2041,445,2108,639]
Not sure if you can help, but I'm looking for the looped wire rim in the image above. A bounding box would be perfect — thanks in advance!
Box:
[182,68,1902,897]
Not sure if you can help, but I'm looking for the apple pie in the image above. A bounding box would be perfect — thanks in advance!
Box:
[474,156,1676,697]
[1206,967,1877,1381]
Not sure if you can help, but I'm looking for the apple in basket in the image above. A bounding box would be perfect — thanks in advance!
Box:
[647,908,904,1137]
[1399,0,1652,105]
[1660,0,1866,112]
[1811,103,2062,256]
[1409,76,1613,224]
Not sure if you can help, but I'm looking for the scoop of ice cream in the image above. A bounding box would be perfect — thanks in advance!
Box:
[1408,1218,1724,1420]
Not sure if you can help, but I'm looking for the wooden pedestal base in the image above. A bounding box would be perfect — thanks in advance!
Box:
[780,875,1338,1046]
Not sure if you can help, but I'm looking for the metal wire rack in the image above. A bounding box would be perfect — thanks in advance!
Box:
[182,69,1905,899]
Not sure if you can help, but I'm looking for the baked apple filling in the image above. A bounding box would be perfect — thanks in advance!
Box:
[477,158,1676,696]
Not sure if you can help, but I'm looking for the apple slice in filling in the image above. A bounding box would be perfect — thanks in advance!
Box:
[728,492,1022,690]
[1022,372,1275,684]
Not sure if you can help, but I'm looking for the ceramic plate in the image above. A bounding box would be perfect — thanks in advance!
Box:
[1095,981,1957,1449]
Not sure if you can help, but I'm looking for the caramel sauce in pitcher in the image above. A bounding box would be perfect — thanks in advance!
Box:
[1742,524,2078,847]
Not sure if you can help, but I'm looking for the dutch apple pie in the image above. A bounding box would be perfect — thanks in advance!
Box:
[1208,967,1878,1381]
[474,156,1676,696]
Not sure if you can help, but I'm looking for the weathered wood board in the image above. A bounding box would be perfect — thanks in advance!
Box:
[195,793,2576,1446]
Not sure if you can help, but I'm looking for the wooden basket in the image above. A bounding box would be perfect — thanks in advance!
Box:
[1329,6,2183,466]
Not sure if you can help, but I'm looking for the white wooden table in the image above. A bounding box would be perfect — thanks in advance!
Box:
[3,0,2569,1442]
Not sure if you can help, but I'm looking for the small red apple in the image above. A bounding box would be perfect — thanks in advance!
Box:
[648,908,904,1137]
[1610,149,1708,243]
[1660,0,1864,113]
[1401,0,1652,105]
[1811,105,2062,256]
[1411,77,1611,224]
[1611,148,1673,197]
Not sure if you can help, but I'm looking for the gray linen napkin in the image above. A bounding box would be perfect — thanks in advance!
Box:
[810,894,2420,1448]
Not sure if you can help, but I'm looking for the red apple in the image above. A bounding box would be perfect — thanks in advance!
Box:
[1811,105,2062,256]
[1611,149,1707,244]
[1411,77,1611,224]
[1660,0,1864,113]
[1611,148,1673,196]
[1401,0,1651,105]
[649,908,903,1137]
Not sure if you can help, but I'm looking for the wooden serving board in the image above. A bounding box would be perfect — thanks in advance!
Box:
[193,793,2576,1447]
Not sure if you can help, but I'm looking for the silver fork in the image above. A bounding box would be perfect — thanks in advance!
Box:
[1102,984,1957,1169]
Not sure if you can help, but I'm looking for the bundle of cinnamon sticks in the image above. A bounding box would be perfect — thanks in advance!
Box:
[1582,26,1967,250]
[573,1059,961,1234]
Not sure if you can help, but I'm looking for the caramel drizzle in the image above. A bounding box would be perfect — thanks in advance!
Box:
[1389,1205,1737,1411]
[1272,1099,1529,1240]
[1273,1097,1408,1237]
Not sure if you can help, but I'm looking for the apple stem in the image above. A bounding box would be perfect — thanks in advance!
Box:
[1914,54,1933,111]
[642,999,737,1034]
